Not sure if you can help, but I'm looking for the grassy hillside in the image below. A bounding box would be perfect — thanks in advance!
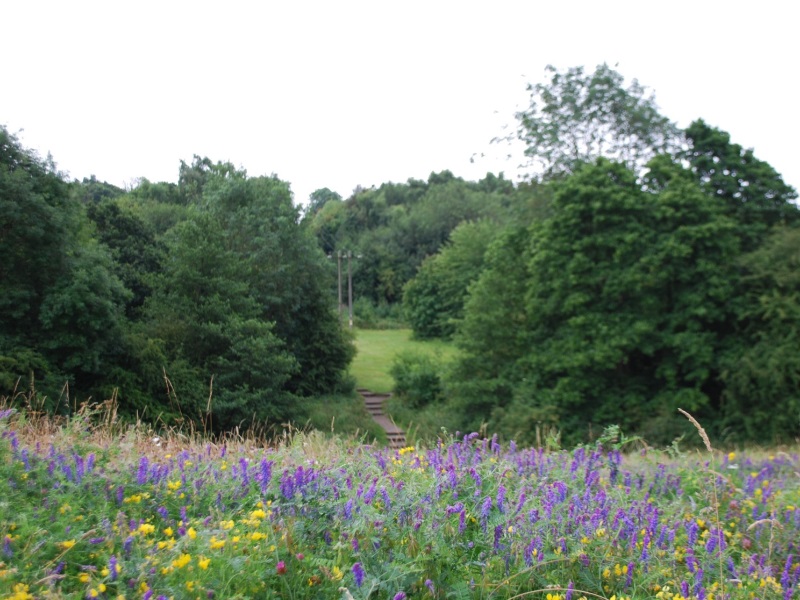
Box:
[349,328,457,392]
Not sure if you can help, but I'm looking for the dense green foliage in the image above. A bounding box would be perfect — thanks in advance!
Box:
[437,149,800,446]
[308,171,524,309]
[403,220,498,339]
[0,129,353,431]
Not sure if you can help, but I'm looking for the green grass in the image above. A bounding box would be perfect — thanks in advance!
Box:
[349,328,457,393]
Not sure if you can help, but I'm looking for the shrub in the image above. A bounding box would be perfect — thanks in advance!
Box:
[390,351,443,409]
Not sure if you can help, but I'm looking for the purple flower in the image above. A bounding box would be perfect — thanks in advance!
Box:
[109,556,119,581]
[393,593,407,600]
[137,456,149,485]
[352,562,365,587]
[481,496,492,522]
[364,480,377,505]
[496,485,506,513]
[566,581,574,600]
[344,498,354,520]
[425,579,435,594]
[259,459,273,494]
[2,536,12,558]
[143,591,153,600]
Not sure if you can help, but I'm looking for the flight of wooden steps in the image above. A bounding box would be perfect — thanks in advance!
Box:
[358,389,407,450]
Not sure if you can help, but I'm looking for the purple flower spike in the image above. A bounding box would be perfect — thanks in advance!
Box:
[352,562,365,587]
[566,581,574,600]
[393,593,407,600]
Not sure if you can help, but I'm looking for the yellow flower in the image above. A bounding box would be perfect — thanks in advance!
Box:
[332,565,343,581]
[98,583,107,592]
[164,527,174,537]
[10,584,35,600]
[250,532,266,541]
[198,556,211,570]
[172,553,192,569]
[250,509,267,520]
[79,572,91,583]
[210,537,226,550]
[221,520,235,530]
[187,527,197,540]
[138,523,155,536]
[59,539,77,550]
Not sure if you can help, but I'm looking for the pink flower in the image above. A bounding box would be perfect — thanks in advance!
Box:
[276,561,287,574]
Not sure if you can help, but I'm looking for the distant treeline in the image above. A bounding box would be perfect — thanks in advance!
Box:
[1,141,353,431]
[3,63,799,444]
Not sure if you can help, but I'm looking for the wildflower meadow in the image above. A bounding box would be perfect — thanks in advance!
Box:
[1,405,799,600]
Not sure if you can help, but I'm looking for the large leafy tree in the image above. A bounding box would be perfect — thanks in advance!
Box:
[448,226,533,425]
[0,126,129,401]
[515,63,681,179]
[137,168,354,429]
[451,159,743,445]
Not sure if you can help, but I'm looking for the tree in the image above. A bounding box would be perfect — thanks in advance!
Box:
[85,200,164,316]
[403,220,499,339]
[450,159,743,445]
[448,226,533,428]
[684,119,799,249]
[515,64,681,179]
[304,187,342,220]
[720,226,800,442]
[0,126,130,402]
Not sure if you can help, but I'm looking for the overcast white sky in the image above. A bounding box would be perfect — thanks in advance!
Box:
[3,1,797,205]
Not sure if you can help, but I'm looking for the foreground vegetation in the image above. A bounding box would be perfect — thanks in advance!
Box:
[2,404,799,600]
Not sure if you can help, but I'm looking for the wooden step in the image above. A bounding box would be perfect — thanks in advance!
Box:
[359,390,406,449]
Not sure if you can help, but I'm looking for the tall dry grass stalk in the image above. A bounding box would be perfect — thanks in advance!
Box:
[679,408,726,600]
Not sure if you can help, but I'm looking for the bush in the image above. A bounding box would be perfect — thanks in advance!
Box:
[390,351,444,409]
[352,298,406,329]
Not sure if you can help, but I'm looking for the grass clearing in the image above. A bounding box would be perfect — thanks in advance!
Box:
[349,328,458,392]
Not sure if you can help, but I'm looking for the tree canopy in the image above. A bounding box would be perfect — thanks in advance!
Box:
[515,63,681,179]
